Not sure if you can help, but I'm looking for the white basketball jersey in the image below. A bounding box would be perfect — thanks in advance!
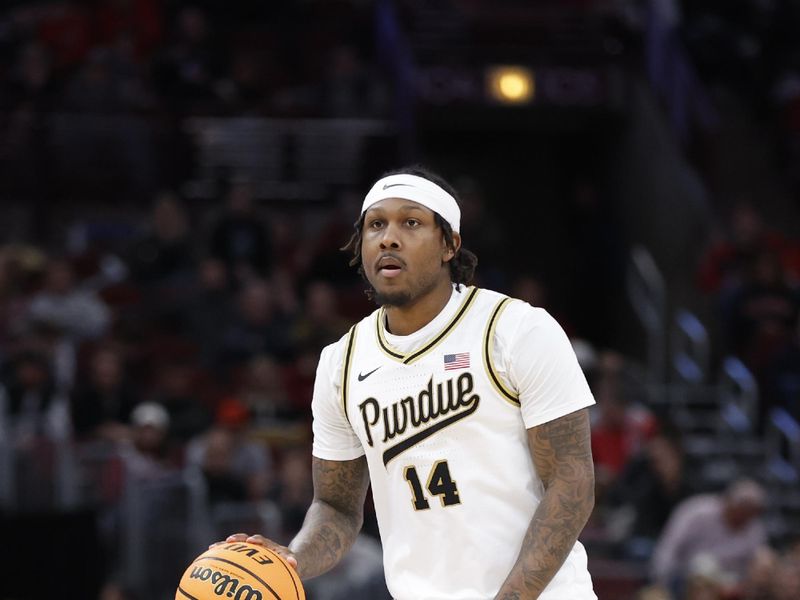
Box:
[313,286,596,600]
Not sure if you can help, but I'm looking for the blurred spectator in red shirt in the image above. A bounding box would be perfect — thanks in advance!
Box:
[590,351,659,498]
[32,2,93,70]
[696,202,800,295]
[94,0,164,62]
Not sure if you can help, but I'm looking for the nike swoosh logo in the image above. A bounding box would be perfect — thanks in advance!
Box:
[383,183,412,190]
[357,366,381,381]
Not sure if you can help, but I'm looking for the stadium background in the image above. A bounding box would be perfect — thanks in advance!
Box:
[1,0,799,598]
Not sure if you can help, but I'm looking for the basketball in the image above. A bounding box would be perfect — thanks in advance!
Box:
[176,542,305,600]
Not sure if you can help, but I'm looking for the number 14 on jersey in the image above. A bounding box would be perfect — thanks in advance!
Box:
[403,460,461,510]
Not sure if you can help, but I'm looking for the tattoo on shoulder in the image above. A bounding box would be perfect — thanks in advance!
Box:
[530,408,593,483]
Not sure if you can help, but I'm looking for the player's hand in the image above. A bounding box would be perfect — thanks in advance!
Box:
[210,533,299,571]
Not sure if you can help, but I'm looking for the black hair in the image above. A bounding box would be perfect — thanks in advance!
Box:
[341,165,478,299]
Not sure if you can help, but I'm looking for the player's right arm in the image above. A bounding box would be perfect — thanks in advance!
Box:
[226,456,369,580]
[236,334,369,579]
[287,455,370,579]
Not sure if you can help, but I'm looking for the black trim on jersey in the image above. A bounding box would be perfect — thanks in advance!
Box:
[376,286,480,364]
[341,325,358,421]
[375,313,404,359]
[485,297,520,405]
[382,399,479,466]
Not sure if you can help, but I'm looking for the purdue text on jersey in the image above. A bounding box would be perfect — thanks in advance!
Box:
[357,372,479,466]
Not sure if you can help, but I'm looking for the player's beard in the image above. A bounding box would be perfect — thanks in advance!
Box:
[373,289,413,307]
[371,268,443,308]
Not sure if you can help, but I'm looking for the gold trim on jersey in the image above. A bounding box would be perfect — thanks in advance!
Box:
[483,297,520,406]
[341,324,358,420]
[375,286,479,364]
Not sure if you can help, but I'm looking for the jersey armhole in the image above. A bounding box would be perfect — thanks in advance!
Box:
[340,323,359,422]
[482,296,520,406]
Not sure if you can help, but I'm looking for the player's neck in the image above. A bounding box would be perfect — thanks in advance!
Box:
[384,279,454,336]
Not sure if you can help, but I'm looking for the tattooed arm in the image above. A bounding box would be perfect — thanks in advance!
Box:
[494,408,595,600]
[288,456,370,580]
[227,456,369,580]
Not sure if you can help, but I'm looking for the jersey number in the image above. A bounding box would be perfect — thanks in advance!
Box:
[403,460,460,510]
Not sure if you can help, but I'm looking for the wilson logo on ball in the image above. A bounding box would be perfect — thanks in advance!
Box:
[188,567,263,600]
[176,541,305,600]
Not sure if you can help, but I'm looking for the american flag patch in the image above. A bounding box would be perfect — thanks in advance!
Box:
[444,352,470,371]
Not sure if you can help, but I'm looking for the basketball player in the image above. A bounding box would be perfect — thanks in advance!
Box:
[224,167,597,599]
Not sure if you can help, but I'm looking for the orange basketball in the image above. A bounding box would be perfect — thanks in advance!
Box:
[176,542,305,600]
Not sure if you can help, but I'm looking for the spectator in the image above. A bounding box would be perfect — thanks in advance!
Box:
[456,175,508,290]
[126,192,196,288]
[0,245,44,352]
[605,427,695,561]
[590,351,659,498]
[70,344,138,442]
[218,278,292,366]
[0,349,69,510]
[651,478,769,597]
[301,190,365,296]
[185,397,272,506]
[239,354,304,426]
[26,257,111,342]
[180,257,234,367]
[209,179,273,283]
[1,41,57,113]
[683,553,729,600]
[721,247,800,375]
[270,442,313,539]
[0,349,68,445]
[60,47,140,114]
[148,360,212,444]
[770,549,800,600]
[125,401,174,478]
[741,546,779,600]
[696,202,800,295]
[290,280,350,356]
[152,5,225,114]
[317,43,389,118]
[93,0,164,62]
[760,315,800,424]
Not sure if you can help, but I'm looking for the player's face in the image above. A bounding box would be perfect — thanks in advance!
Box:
[361,198,457,307]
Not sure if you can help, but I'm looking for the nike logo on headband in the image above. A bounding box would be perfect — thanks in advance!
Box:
[383,183,412,190]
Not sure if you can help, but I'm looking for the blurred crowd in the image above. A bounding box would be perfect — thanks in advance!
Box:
[0,0,389,120]
[677,0,800,200]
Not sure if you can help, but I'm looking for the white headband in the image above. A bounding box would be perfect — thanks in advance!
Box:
[361,174,461,233]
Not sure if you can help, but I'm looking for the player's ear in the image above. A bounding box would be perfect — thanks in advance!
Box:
[443,232,461,263]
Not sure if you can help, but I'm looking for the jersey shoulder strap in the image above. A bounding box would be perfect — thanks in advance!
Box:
[482,295,520,406]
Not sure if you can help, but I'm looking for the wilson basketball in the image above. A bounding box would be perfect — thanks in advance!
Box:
[176,542,305,600]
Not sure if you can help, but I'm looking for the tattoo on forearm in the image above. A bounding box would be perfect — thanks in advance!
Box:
[497,409,594,598]
[290,457,369,580]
